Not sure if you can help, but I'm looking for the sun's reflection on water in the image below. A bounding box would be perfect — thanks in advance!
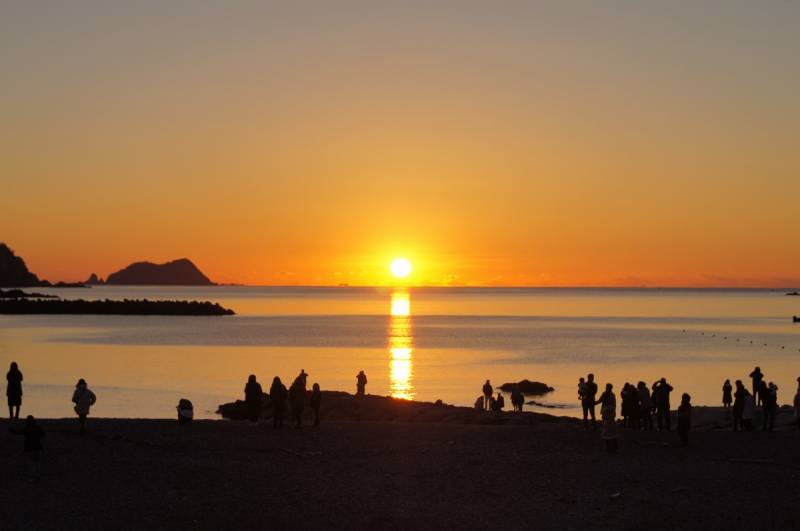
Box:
[389,291,414,400]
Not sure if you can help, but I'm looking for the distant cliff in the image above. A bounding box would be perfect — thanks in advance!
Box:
[0,243,44,287]
[105,259,214,286]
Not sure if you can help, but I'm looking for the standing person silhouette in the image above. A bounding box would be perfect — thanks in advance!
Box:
[310,383,322,427]
[653,378,674,431]
[71,379,96,436]
[732,380,747,432]
[6,362,23,419]
[677,393,692,447]
[722,379,733,407]
[289,371,307,428]
[356,371,368,396]
[763,382,778,431]
[749,366,764,406]
[637,381,654,431]
[482,380,493,411]
[244,375,263,423]
[269,376,288,429]
[582,374,598,430]
[596,383,618,453]
[793,377,800,431]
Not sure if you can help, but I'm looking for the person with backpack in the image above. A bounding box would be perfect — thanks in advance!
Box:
[71,379,96,436]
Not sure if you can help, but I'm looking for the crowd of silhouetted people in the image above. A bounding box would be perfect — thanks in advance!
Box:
[5,357,800,479]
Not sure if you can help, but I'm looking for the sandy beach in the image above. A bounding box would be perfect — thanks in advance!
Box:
[2,395,799,531]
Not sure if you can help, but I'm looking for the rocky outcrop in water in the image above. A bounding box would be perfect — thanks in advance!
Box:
[106,259,214,285]
[499,380,554,395]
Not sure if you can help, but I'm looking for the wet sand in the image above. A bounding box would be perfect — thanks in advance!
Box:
[1,397,799,530]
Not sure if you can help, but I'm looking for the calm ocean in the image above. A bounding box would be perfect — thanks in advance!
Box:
[1,286,798,419]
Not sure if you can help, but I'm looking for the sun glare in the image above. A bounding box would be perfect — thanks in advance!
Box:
[390,258,412,278]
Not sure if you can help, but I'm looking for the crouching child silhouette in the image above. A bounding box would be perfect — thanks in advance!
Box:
[10,415,44,480]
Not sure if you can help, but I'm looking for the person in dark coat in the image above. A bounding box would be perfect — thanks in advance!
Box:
[356,371,368,397]
[510,385,524,412]
[269,376,288,429]
[9,415,45,479]
[749,366,764,406]
[722,379,733,407]
[677,393,692,447]
[310,383,322,427]
[653,378,674,431]
[762,382,778,431]
[244,375,263,423]
[637,381,654,431]
[289,370,308,428]
[6,362,23,419]
[732,380,747,431]
[582,374,598,430]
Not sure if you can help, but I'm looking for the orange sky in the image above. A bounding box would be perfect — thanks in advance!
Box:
[2,3,799,287]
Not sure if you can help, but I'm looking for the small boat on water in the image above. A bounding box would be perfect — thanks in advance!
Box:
[786,291,800,296]
[794,316,800,323]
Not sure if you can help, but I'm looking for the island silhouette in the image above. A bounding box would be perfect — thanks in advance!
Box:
[1,243,215,287]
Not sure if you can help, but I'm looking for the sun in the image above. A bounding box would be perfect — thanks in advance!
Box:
[390,258,412,278]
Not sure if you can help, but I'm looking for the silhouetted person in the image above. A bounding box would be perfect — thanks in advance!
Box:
[762,382,777,431]
[310,383,321,427]
[492,392,505,414]
[577,377,586,402]
[742,390,755,431]
[289,371,307,428]
[653,378,673,431]
[637,381,654,431]
[582,374,598,430]
[269,376,288,429]
[794,377,800,431]
[722,379,732,407]
[71,379,96,436]
[9,415,44,480]
[677,393,692,446]
[244,375,263,423]
[6,361,23,419]
[176,398,193,425]
[749,366,764,406]
[356,370,367,396]
[620,383,639,429]
[510,385,524,412]
[597,383,617,453]
[482,380,493,411]
[732,380,747,431]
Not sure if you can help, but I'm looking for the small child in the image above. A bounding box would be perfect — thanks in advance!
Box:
[10,415,45,480]
[578,377,587,402]
[493,392,505,413]
[677,393,692,446]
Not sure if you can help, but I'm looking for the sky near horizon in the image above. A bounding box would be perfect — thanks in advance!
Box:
[2,2,799,287]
